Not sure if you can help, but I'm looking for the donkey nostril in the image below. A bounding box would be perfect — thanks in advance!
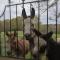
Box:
[7,51,11,56]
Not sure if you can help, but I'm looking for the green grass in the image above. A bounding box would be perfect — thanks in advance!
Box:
[53,34,60,38]
[52,33,60,40]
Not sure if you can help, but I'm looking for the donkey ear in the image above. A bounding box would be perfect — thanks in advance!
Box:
[41,31,53,40]
[48,31,53,37]
[6,32,10,36]
[14,31,17,36]
[22,8,27,19]
[45,31,53,38]
[32,28,42,36]
[31,7,35,19]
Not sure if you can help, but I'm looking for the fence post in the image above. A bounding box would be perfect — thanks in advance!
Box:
[0,32,1,56]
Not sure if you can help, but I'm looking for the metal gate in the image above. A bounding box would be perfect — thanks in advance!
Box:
[0,0,59,60]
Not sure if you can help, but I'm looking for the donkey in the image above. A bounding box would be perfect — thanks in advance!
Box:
[32,28,60,60]
[24,29,47,60]
[6,31,30,57]
[22,7,47,60]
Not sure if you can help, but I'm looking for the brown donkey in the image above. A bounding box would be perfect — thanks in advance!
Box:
[6,31,30,57]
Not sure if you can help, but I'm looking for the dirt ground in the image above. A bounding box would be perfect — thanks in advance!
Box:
[0,57,24,60]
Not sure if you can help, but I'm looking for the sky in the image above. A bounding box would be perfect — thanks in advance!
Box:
[0,0,60,24]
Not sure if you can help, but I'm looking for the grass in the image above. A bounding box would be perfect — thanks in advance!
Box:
[53,33,60,38]
[52,33,60,41]
[0,31,60,60]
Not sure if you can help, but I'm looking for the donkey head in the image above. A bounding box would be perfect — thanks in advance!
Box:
[6,31,17,43]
